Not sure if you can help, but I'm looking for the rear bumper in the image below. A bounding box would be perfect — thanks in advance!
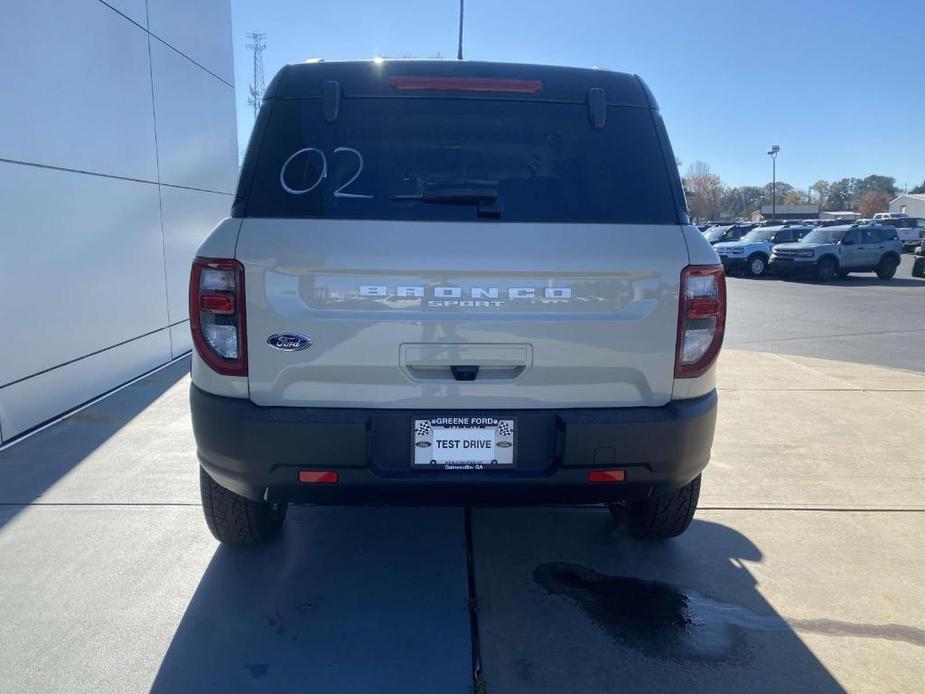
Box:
[190,385,717,505]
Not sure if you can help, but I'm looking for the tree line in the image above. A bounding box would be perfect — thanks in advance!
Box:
[682,161,925,221]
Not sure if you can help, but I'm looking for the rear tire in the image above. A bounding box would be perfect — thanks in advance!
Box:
[199,466,287,544]
[876,255,898,280]
[615,474,701,540]
[816,258,837,282]
[746,254,768,277]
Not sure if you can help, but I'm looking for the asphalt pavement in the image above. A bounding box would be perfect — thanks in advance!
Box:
[726,254,925,372]
[1,265,924,693]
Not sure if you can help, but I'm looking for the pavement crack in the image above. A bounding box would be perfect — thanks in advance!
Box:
[464,507,484,692]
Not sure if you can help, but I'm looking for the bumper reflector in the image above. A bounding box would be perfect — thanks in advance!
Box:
[298,471,339,484]
[587,469,626,483]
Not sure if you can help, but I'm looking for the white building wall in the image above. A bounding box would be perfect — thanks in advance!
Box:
[0,0,237,442]
[889,195,925,218]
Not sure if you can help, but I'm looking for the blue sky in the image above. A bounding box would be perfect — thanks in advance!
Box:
[230,0,924,191]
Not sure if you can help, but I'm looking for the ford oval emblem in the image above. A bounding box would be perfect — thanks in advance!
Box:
[267,333,312,351]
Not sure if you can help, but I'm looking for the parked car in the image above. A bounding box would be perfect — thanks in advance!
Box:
[715,224,812,277]
[770,224,902,281]
[188,60,724,544]
[873,212,908,220]
[703,223,756,245]
[873,217,925,252]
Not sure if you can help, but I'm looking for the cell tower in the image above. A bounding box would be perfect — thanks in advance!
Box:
[246,32,267,119]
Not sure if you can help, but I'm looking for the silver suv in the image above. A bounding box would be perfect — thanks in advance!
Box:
[771,224,903,281]
[189,61,724,544]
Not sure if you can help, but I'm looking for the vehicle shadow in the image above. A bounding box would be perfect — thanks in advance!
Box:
[0,358,189,530]
[150,506,473,694]
[472,509,847,694]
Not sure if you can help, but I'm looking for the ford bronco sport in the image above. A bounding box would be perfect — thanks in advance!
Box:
[771,224,902,281]
[189,61,724,544]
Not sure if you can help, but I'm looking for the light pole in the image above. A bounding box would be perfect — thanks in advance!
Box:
[767,145,780,221]
[457,0,464,60]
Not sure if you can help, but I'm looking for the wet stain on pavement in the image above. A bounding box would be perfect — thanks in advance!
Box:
[533,562,925,661]
[533,562,747,662]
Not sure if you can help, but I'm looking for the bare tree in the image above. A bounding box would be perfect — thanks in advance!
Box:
[683,161,723,220]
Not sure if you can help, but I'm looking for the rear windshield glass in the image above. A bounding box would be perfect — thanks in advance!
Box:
[240,98,679,223]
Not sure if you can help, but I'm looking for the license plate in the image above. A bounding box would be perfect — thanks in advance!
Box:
[412,417,515,470]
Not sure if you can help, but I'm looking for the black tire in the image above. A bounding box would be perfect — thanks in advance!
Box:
[816,257,837,282]
[876,255,898,280]
[199,466,287,544]
[616,474,701,540]
[746,254,768,277]
[836,269,850,278]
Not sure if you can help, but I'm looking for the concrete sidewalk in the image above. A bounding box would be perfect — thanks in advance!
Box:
[475,350,925,694]
[0,350,922,693]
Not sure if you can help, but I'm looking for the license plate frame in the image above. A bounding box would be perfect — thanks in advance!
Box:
[411,416,516,471]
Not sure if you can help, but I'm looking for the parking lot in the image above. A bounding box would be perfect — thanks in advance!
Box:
[1,259,923,693]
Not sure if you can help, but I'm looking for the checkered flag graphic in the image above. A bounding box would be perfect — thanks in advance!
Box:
[496,421,513,437]
[415,421,432,436]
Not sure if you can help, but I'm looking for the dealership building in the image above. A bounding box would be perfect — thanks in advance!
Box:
[890,194,925,218]
[0,0,237,443]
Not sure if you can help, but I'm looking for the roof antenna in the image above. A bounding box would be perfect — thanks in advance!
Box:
[456,0,464,60]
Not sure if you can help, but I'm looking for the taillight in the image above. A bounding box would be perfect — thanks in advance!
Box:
[675,265,726,378]
[190,257,247,376]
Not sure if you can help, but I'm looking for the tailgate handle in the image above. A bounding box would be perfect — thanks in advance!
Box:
[405,364,526,382]
[401,343,531,382]
[450,365,479,381]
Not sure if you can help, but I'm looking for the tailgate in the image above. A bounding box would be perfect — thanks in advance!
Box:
[237,218,688,409]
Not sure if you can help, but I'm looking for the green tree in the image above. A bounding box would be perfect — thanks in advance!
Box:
[825,178,857,210]
[811,180,830,206]
[762,181,795,204]
[720,186,763,218]
[909,180,925,194]
[855,175,897,197]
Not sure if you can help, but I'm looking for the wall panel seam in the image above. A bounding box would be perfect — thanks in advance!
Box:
[0,324,184,391]
[96,0,233,88]
[149,33,234,89]
[0,158,233,196]
[145,0,174,356]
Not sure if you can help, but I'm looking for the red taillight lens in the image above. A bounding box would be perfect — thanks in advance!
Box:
[587,470,626,483]
[675,265,726,378]
[299,471,339,484]
[389,76,542,93]
[190,257,247,376]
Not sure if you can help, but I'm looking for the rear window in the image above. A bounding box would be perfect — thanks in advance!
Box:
[239,97,680,223]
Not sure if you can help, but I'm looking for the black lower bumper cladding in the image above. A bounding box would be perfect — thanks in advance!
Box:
[191,385,717,505]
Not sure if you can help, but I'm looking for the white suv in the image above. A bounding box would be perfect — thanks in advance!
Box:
[714,224,812,277]
[189,61,725,544]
